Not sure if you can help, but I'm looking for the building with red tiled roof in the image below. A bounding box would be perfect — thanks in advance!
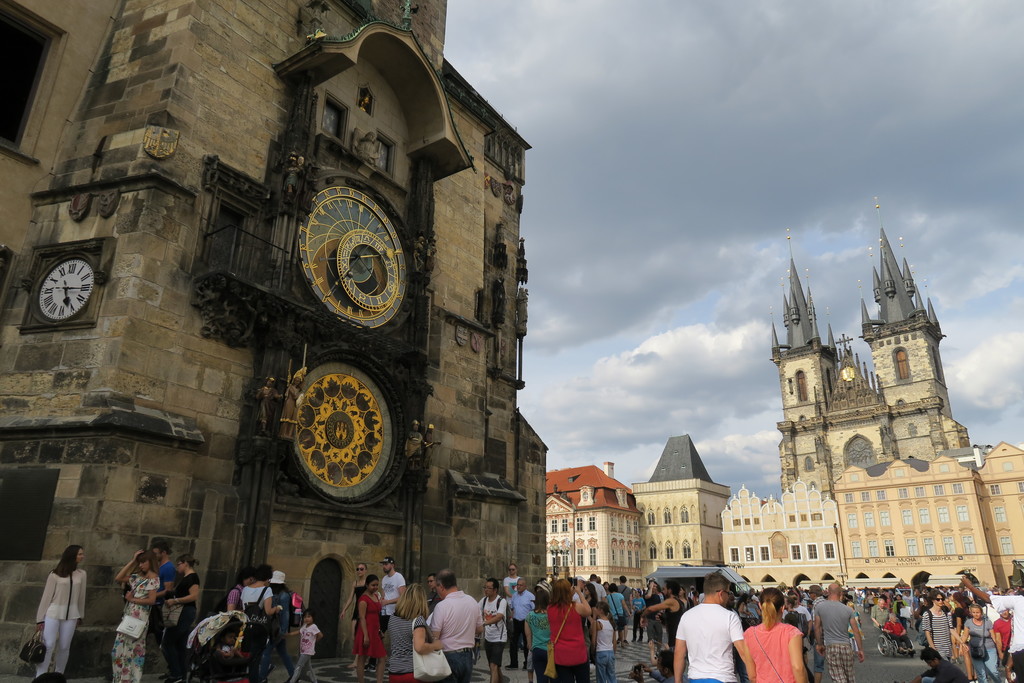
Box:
[545,462,644,587]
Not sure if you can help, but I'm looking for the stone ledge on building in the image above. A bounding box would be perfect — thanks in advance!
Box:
[0,398,204,446]
[448,470,525,502]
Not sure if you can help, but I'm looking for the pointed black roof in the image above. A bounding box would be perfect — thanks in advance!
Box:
[874,228,919,324]
[648,435,714,483]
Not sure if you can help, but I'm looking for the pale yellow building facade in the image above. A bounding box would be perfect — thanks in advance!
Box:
[973,442,1024,586]
[722,481,843,588]
[632,436,730,577]
[833,449,1024,588]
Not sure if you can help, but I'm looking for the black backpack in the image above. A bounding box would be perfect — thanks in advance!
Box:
[243,587,274,647]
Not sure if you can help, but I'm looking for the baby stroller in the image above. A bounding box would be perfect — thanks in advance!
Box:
[186,611,252,683]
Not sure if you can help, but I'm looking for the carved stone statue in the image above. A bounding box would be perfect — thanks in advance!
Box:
[515,287,528,336]
[405,419,424,460]
[354,129,379,166]
[491,277,506,325]
[277,367,307,440]
[282,151,305,205]
[422,423,436,469]
[255,377,281,436]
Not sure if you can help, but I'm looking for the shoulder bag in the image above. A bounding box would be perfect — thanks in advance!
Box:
[970,619,990,659]
[413,615,452,682]
[547,607,572,678]
[117,614,148,640]
[118,576,150,640]
[19,630,46,664]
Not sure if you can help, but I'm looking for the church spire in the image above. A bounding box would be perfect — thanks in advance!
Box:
[784,258,816,348]
[876,228,917,323]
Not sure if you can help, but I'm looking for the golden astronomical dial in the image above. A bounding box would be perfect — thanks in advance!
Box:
[298,186,407,327]
[293,364,395,501]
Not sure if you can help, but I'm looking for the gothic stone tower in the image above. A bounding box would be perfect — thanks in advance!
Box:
[0,0,546,673]
[772,229,969,497]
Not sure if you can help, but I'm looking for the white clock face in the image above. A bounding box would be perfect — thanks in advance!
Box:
[38,258,95,320]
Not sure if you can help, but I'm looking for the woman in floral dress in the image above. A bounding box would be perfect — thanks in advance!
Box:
[112,549,160,683]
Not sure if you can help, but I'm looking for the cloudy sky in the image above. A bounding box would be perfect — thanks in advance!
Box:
[443,1,1024,498]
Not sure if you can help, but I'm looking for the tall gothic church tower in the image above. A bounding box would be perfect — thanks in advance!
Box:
[772,229,969,496]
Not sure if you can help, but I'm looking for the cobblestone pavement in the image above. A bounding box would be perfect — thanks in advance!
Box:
[2,636,1002,683]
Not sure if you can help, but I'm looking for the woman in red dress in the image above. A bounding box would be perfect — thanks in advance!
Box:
[355,574,386,683]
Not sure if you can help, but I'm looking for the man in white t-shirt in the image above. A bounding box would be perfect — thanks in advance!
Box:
[674,572,756,683]
[379,555,406,633]
[480,578,507,683]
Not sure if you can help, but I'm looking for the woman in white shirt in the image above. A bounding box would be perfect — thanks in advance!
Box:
[35,544,87,677]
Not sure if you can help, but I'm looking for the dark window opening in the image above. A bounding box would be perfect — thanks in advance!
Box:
[322,100,345,139]
[0,13,48,143]
[0,468,60,560]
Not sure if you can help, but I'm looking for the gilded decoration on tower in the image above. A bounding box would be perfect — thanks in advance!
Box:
[295,370,386,490]
[143,125,180,159]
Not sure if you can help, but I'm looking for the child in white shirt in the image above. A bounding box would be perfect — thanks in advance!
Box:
[592,602,617,683]
[288,610,323,683]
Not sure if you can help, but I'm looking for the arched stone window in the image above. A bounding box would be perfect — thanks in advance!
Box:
[647,511,655,525]
[680,507,689,523]
[663,508,672,524]
[665,543,674,560]
[894,348,911,380]
[844,435,876,468]
[649,543,658,560]
[804,456,815,472]
[682,541,692,559]
[796,370,808,401]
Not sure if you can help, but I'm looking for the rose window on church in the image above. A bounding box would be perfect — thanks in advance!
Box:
[844,436,876,468]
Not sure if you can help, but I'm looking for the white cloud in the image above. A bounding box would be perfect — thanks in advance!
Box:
[949,333,1024,410]
[444,1,1024,493]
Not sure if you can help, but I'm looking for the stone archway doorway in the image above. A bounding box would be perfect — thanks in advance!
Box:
[310,558,343,658]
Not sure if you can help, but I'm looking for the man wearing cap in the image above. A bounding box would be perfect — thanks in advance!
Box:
[430,569,483,683]
[380,555,406,634]
[961,576,1024,680]
[261,570,296,683]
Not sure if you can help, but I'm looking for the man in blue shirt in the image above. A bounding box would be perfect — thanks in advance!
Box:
[151,540,176,651]
[508,578,534,669]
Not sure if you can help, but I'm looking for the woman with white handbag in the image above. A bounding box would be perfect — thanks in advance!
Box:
[386,583,448,683]
[112,549,160,683]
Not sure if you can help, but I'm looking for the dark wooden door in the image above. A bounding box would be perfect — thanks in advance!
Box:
[309,558,343,658]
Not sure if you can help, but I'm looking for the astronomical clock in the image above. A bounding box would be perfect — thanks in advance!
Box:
[284,185,413,505]
[298,187,408,328]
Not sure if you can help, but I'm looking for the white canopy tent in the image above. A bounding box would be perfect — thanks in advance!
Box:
[843,577,905,589]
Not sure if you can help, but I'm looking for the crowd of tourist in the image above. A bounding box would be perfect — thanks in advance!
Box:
[26,544,1024,683]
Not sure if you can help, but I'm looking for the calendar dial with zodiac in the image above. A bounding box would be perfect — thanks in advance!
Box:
[298,186,407,327]
[292,363,396,502]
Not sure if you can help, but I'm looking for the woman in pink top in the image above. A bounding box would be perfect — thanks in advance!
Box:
[743,588,808,683]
